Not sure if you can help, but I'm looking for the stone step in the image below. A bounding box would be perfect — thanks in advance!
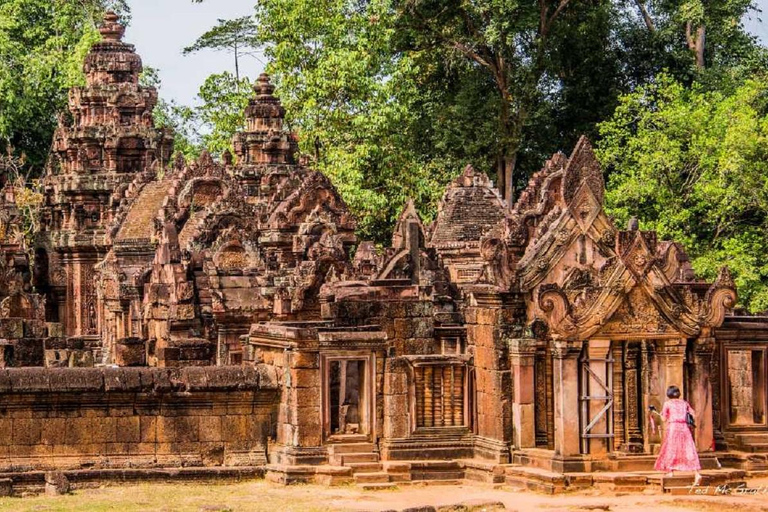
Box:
[388,472,412,483]
[346,462,383,473]
[354,472,391,484]
[401,479,463,486]
[504,466,567,494]
[743,445,768,453]
[357,482,397,491]
[326,442,376,455]
[736,433,768,442]
[340,453,379,464]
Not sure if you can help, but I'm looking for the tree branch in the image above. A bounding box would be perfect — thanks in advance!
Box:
[540,0,571,37]
[634,0,655,32]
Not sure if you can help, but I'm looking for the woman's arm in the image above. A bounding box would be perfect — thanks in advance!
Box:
[662,402,671,421]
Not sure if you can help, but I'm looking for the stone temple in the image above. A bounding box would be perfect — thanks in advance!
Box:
[0,12,765,494]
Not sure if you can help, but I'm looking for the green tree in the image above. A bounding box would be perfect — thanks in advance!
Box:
[624,0,763,73]
[141,67,202,161]
[250,0,453,241]
[190,0,765,243]
[0,0,129,175]
[196,72,252,156]
[597,75,768,312]
[183,16,260,83]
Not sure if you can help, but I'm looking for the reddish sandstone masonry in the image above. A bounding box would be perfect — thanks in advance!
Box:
[0,366,279,471]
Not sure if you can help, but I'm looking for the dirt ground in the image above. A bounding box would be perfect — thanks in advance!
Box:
[3,477,768,512]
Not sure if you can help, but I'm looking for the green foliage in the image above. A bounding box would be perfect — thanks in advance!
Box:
[253,0,450,241]
[597,75,768,312]
[140,67,202,161]
[196,72,252,157]
[0,0,129,175]
[0,146,43,253]
[187,0,765,245]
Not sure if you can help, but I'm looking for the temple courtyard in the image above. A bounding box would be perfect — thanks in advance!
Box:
[3,478,768,512]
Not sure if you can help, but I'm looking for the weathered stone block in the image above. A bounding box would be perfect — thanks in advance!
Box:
[12,418,42,445]
[0,478,12,497]
[199,416,223,442]
[115,417,141,443]
[44,471,69,496]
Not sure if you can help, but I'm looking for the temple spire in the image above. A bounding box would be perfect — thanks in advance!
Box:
[99,11,126,42]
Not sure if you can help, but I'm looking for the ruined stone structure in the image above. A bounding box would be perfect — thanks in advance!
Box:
[1,12,767,495]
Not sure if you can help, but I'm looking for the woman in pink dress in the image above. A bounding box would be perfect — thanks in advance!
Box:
[652,385,702,485]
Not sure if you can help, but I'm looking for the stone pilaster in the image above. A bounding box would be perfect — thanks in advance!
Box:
[552,339,583,458]
[655,338,687,404]
[690,336,716,452]
[509,337,537,449]
[465,288,517,462]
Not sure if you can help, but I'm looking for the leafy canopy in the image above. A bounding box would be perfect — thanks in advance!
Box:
[598,75,768,312]
[0,0,129,175]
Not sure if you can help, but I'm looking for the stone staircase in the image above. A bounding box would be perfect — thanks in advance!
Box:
[328,441,467,489]
[730,432,768,452]
[502,464,748,495]
[328,441,396,489]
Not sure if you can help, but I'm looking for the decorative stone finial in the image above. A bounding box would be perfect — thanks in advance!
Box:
[99,11,125,42]
[255,73,276,97]
[627,217,639,231]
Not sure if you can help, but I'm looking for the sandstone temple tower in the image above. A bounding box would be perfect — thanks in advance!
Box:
[39,12,173,338]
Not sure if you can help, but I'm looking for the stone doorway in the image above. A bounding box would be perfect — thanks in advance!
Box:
[322,354,374,440]
[579,340,614,454]
[724,346,767,427]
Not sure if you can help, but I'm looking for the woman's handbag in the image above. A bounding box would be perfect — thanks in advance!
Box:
[686,411,696,428]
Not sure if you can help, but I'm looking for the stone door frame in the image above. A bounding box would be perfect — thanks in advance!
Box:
[320,351,376,442]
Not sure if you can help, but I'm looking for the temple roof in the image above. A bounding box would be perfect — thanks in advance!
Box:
[430,165,506,248]
[115,180,169,243]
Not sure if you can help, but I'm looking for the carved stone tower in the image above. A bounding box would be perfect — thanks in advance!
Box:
[40,12,173,338]
[233,73,297,167]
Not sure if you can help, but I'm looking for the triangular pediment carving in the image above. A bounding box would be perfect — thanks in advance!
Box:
[569,181,601,233]
[536,251,709,340]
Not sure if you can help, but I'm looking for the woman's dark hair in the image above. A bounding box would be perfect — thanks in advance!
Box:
[666,385,681,399]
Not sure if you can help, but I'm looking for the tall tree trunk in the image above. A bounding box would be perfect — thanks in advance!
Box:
[504,151,516,205]
[695,25,706,68]
[496,156,505,201]
[234,42,240,83]
[685,22,706,69]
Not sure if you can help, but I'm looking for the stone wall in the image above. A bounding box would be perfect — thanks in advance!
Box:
[0,366,279,471]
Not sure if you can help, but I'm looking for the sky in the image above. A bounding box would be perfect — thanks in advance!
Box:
[125,0,768,108]
[125,0,262,108]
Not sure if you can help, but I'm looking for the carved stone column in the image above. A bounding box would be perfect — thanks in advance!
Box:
[690,335,716,452]
[623,341,644,451]
[552,339,584,458]
[509,337,537,449]
[655,339,686,403]
[464,288,519,463]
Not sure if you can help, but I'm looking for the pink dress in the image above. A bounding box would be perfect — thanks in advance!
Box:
[654,399,701,471]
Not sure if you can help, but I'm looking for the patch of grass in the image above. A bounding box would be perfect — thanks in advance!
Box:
[0,481,339,512]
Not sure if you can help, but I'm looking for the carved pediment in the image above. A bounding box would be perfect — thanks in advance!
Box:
[537,253,708,340]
